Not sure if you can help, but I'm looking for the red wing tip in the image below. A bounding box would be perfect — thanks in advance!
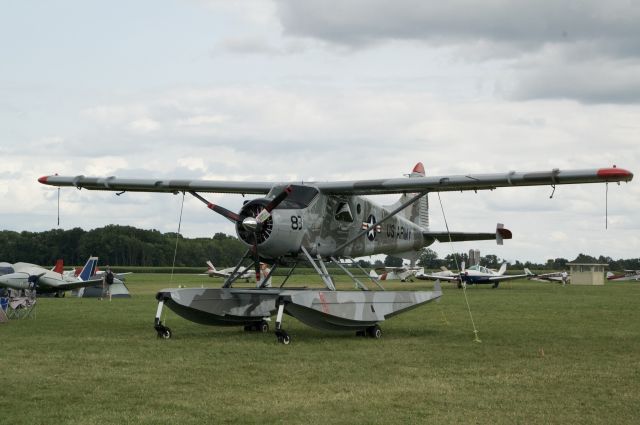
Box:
[497,228,513,239]
[412,162,425,175]
[597,168,633,180]
[38,176,49,184]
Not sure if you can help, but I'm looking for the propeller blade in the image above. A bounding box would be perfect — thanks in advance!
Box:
[28,272,46,289]
[252,236,261,284]
[255,186,293,224]
[189,191,241,222]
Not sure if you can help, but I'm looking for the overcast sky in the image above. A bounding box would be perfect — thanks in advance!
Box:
[1,0,638,264]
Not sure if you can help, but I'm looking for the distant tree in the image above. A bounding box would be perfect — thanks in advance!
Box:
[444,253,468,270]
[356,259,371,268]
[546,258,568,270]
[482,254,500,268]
[417,248,439,269]
[572,253,598,263]
[384,255,403,267]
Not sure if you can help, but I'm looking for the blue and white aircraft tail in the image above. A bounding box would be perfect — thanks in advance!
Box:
[78,257,99,281]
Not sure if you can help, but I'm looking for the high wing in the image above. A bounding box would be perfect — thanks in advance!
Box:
[38,176,273,194]
[38,167,632,195]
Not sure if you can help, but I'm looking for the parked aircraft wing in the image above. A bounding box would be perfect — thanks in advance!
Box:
[41,277,105,291]
[415,273,459,282]
[39,167,632,195]
[486,272,534,282]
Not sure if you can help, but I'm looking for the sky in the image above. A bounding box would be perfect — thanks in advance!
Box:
[1,0,639,264]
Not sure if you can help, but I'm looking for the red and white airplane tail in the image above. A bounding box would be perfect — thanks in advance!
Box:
[51,259,64,275]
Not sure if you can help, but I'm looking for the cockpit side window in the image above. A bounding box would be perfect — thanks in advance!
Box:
[334,202,354,222]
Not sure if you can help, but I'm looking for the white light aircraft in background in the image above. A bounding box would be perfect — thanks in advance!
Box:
[368,266,422,282]
[204,260,253,282]
[0,257,103,295]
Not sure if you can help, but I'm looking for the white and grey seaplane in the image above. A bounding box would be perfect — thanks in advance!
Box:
[38,164,633,343]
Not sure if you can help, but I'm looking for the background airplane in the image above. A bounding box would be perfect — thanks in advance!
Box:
[368,266,422,282]
[416,266,462,283]
[416,262,533,288]
[0,257,103,295]
[529,270,567,283]
[460,263,533,288]
[606,270,640,281]
[203,260,252,282]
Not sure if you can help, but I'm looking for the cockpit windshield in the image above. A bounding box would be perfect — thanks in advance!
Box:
[0,263,15,276]
[268,185,319,209]
[468,265,489,274]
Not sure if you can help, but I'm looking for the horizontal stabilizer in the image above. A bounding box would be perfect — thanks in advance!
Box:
[424,224,512,245]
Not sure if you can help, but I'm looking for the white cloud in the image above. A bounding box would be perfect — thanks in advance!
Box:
[1,0,639,264]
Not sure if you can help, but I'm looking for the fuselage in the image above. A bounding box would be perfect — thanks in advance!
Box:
[235,185,425,260]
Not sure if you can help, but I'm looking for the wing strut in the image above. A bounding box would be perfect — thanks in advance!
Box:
[330,257,370,291]
[334,191,428,254]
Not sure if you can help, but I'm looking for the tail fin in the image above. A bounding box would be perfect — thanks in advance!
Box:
[78,257,99,281]
[524,268,534,276]
[498,262,507,275]
[206,260,216,271]
[383,162,429,230]
[52,259,64,275]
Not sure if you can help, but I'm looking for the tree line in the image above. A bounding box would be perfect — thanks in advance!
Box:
[0,225,245,267]
[1,226,638,271]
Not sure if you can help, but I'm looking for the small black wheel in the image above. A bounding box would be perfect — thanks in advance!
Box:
[159,327,172,339]
[259,321,269,333]
[276,330,290,344]
[367,325,382,339]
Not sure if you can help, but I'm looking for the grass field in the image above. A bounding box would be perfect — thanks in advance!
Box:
[2,274,639,424]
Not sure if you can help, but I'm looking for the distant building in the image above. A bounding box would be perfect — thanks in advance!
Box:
[567,263,608,285]
[468,249,481,267]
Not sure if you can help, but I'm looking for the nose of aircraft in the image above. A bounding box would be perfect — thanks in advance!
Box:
[242,217,258,232]
[0,272,29,289]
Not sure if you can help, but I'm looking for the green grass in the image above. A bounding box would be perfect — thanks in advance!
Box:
[1,275,639,424]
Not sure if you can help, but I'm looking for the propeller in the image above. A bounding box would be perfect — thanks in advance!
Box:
[459,261,468,285]
[28,272,46,290]
[190,186,293,284]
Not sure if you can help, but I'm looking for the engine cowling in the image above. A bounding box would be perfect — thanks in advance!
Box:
[234,199,305,259]
[235,199,273,246]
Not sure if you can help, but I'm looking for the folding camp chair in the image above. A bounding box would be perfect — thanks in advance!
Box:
[0,297,8,323]
[7,290,37,319]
